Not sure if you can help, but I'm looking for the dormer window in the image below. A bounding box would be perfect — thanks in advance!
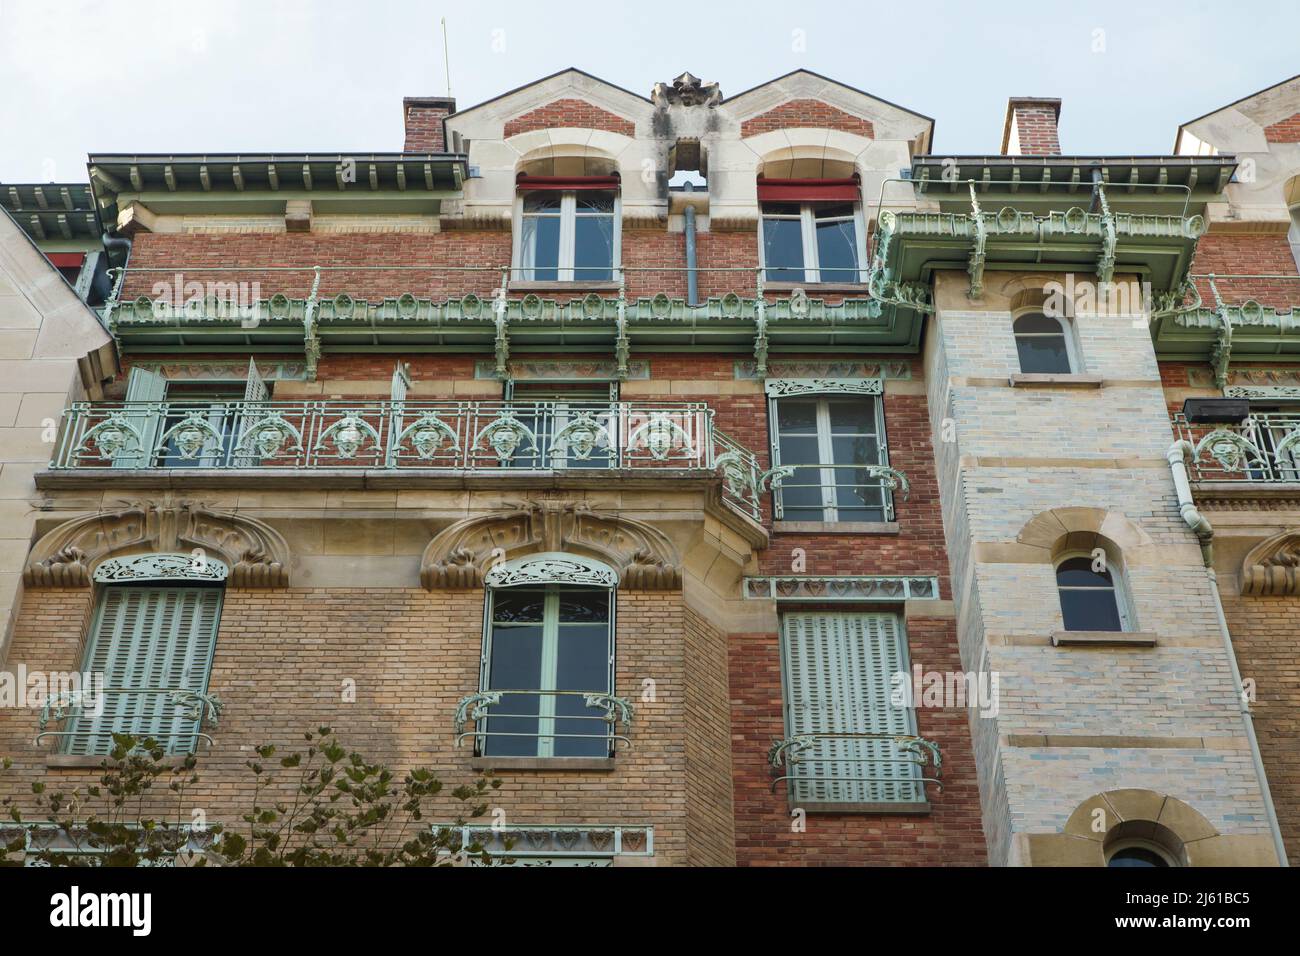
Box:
[758,178,865,284]
[514,176,619,283]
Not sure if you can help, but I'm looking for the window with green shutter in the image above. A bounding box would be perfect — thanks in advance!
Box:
[65,585,223,756]
[779,611,922,806]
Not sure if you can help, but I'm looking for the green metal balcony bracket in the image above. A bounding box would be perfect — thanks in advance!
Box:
[1149,275,1204,322]
[453,691,501,737]
[615,274,630,381]
[865,464,910,501]
[36,687,224,747]
[754,271,769,377]
[303,266,322,381]
[167,690,225,726]
[1095,183,1118,287]
[102,266,128,346]
[1208,276,1234,389]
[968,183,987,299]
[767,731,944,795]
[583,692,633,728]
[493,268,510,380]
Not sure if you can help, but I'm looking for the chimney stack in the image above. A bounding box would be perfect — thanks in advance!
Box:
[403,96,456,153]
[1001,97,1062,156]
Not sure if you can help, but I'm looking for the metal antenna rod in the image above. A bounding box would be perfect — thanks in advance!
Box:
[441,17,452,98]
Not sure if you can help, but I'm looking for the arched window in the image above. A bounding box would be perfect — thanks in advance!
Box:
[1013,312,1074,374]
[1055,553,1129,632]
[476,553,617,759]
[1106,842,1176,867]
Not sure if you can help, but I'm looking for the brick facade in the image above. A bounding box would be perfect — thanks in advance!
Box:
[1264,112,1300,143]
[740,99,874,139]
[503,99,635,139]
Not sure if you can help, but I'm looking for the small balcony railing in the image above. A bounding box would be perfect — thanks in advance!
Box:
[36,687,224,756]
[1172,412,1300,483]
[768,731,942,806]
[48,399,767,520]
[454,689,633,759]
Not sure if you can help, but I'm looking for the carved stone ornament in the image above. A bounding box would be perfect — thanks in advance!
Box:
[24,501,290,588]
[1240,530,1300,596]
[651,72,722,108]
[420,499,680,591]
[484,552,619,589]
[93,552,230,584]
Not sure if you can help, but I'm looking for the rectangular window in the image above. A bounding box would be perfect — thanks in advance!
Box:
[771,394,888,522]
[480,587,614,758]
[65,586,223,756]
[780,611,922,806]
[516,189,617,282]
[761,201,864,284]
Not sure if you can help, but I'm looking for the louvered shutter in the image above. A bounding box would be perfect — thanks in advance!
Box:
[66,587,222,756]
[781,611,919,804]
[115,367,167,468]
[232,357,269,467]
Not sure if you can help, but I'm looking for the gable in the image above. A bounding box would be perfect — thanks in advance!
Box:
[740,99,874,139]
[503,98,636,138]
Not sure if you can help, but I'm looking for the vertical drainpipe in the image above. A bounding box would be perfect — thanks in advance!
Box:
[683,182,699,307]
[1167,440,1289,866]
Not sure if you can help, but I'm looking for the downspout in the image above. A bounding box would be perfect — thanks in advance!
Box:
[1168,440,1288,866]
[683,183,699,307]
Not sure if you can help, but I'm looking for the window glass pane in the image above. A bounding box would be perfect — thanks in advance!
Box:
[1056,558,1113,588]
[827,398,876,434]
[1059,589,1122,631]
[574,191,614,213]
[834,473,885,522]
[1016,334,1071,374]
[484,624,543,756]
[492,590,546,623]
[1108,848,1168,867]
[558,589,609,623]
[573,216,614,281]
[830,435,879,467]
[813,203,856,220]
[777,434,820,465]
[523,193,563,213]
[762,202,802,217]
[554,623,611,757]
[777,400,818,432]
[779,466,826,521]
[815,218,859,282]
[763,217,805,282]
[1014,313,1063,334]
[520,216,560,281]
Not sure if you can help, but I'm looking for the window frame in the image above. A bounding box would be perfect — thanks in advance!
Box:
[478,582,617,759]
[1012,309,1078,375]
[1105,838,1179,867]
[512,188,621,283]
[759,200,868,284]
[1054,549,1134,633]
[766,381,892,523]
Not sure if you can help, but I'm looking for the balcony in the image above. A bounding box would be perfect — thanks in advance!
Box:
[44,399,767,520]
[36,687,224,758]
[453,690,633,765]
[768,730,942,812]
[1172,412,1300,485]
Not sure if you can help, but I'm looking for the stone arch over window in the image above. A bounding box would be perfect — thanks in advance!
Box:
[755,143,863,181]
[515,141,623,180]
[1019,788,1278,867]
[420,500,680,591]
[1014,507,1158,568]
[23,501,290,588]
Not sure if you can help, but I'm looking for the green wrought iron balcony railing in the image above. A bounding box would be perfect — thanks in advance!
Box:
[1172,411,1300,483]
[768,730,942,806]
[454,689,633,758]
[47,399,771,521]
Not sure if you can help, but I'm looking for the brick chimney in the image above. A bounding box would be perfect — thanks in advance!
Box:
[403,96,456,152]
[1001,97,1062,156]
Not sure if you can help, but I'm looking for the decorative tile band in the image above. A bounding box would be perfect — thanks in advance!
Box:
[736,360,911,380]
[475,360,651,381]
[1223,385,1300,400]
[743,575,939,602]
[441,824,653,857]
[1190,368,1300,390]
[136,361,309,381]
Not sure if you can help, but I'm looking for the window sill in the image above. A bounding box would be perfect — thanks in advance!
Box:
[1051,630,1157,647]
[1009,373,1104,389]
[469,756,615,772]
[773,520,899,535]
[44,754,198,770]
[764,281,870,294]
[794,800,931,815]
[507,280,620,293]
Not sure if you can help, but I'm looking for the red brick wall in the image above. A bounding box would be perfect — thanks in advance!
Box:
[1264,112,1300,144]
[504,99,635,139]
[1190,233,1300,309]
[403,97,454,152]
[741,100,874,139]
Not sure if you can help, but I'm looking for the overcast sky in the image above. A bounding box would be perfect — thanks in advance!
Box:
[1,0,1297,182]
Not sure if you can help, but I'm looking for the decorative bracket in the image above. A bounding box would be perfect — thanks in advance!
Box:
[968,183,986,299]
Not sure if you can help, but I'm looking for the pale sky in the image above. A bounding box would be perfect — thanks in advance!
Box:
[1,0,1297,182]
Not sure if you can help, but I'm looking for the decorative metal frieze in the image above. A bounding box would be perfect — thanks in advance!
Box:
[628,412,693,460]
[743,575,939,602]
[24,501,290,588]
[735,360,911,381]
[553,413,611,460]
[314,411,381,459]
[421,500,681,591]
[155,413,225,461]
[1192,428,1265,473]
[133,361,309,382]
[73,413,144,463]
[1171,411,1300,484]
[437,823,653,858]
[92,552,230,584]
[483,552,620,589]
[474,412,537,463]
[763,378,884,397]
[475,360,650,381]
[394,412,460,460]
[1224,385,1300,401]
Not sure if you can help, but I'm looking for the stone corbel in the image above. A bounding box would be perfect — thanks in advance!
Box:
[23,501,291,588]
[1240,530,1300,596]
